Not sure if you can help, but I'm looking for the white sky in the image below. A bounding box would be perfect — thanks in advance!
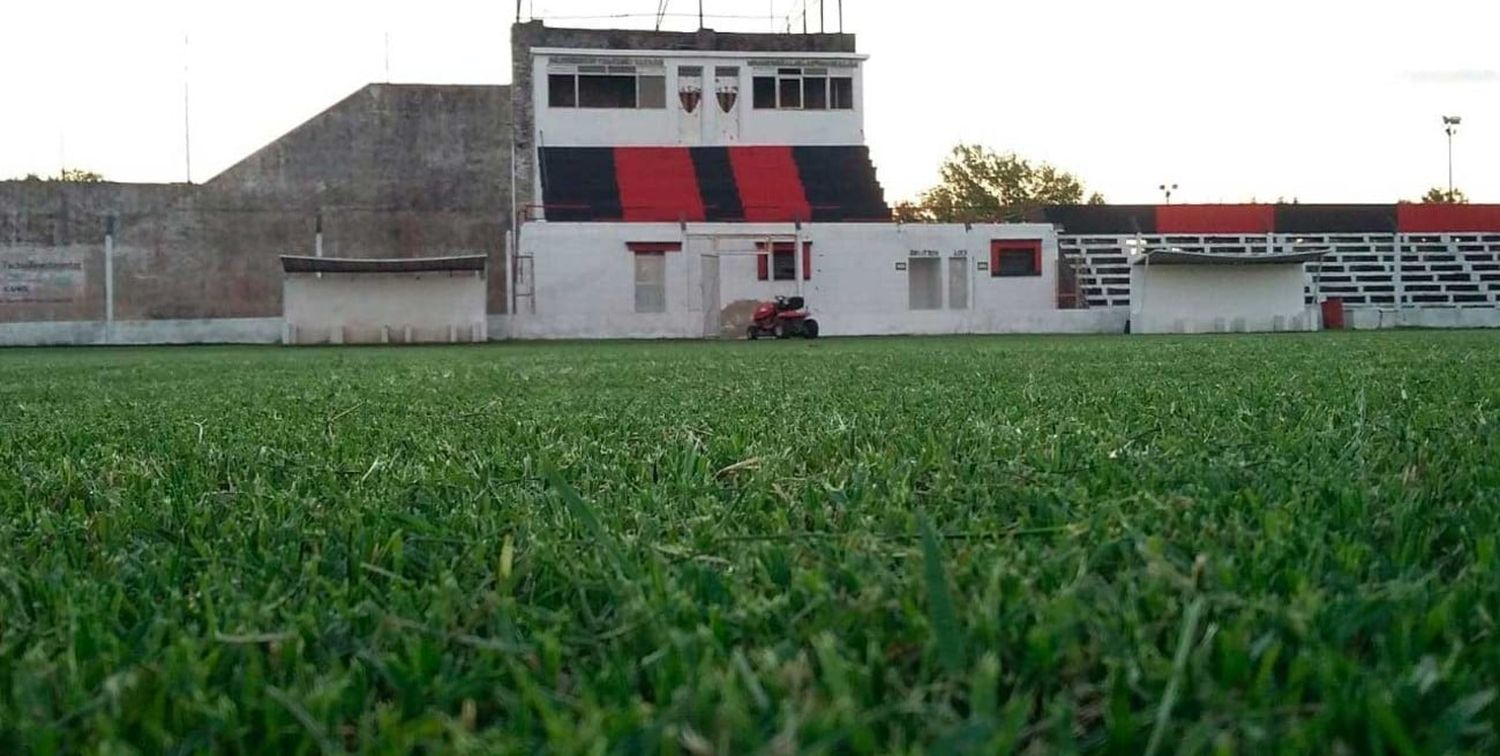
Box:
[1,0,1495,204]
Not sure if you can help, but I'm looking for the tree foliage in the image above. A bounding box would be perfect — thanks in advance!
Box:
[13,169,106,183]
[895,145,1104,224]
[1421,187,1468,204]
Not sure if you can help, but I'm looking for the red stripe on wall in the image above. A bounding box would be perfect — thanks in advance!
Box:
[728,147,811,222]
[1397,204,1500,233]
[1156,205,1276,234]
[614,148,706,222]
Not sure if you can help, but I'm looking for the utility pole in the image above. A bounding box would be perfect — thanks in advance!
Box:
[1443,116,1462,198]
[183,34,193,184]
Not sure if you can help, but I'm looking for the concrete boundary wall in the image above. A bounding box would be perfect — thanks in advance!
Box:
[0,318,282,347]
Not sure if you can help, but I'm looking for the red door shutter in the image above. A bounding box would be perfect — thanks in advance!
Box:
[757,253,769,281]
[802,242,812,280]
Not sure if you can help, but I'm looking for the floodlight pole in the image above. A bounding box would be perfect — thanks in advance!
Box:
[1443,116,1461,197]
[1159,183,1178,205]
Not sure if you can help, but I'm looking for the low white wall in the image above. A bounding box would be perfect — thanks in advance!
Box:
[514,222,1079,339]
[0,318,282,347]
[1130,264,1313,334]
[284,272,487,345]
[1347,307,1500,330]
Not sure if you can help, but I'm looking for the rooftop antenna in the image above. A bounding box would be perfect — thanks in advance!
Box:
[384,32,391,82]
[515,0,522,22]
[655,0,670,30]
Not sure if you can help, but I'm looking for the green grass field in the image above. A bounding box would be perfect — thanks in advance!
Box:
[4,332,1500,753]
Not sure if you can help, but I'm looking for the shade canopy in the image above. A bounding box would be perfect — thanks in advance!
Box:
[280,255,488,274]
[1133,249,1330,266]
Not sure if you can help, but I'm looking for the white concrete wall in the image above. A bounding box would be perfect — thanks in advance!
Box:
[1130,264,1314,334]
[534,50,865,149]
[0,318,282,346]
[283,272,487,345]
[512,222,1093,339]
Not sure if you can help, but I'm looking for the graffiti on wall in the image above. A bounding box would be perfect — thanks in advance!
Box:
[1,250,86,305]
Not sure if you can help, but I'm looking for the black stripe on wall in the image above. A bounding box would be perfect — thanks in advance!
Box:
[1274,204,1397,234]
[540,147,621,222]
[690,147,744,222]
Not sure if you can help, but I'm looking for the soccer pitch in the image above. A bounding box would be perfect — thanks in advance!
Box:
[3,332,1499,752]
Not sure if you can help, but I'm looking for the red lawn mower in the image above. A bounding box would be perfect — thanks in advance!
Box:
[747,296,820,340]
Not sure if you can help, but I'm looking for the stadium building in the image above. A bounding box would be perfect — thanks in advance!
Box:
[2,21,1499,345]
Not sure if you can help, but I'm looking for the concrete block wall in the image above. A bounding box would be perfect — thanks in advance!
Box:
[1,84,513,338]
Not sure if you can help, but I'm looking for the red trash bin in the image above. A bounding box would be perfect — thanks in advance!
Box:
[1321,298,1345,330]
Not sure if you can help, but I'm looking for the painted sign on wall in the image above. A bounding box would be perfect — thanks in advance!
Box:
[1,250,86,305]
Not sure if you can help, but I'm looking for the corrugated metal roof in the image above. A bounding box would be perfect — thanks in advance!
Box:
[280,255,488,274]
[1132,249,1331,266]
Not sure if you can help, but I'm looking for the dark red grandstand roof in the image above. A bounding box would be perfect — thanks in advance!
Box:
[1037,204,1500,235]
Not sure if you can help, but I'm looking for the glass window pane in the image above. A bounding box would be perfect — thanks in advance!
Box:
[996,249,1039,276]
[778,77,802,109]
[831,77,854,110]
[579,75,638,108]
[753,77,777,109]
[803,77,827,110]
[548,74,576,108]
[715,66,739,77]
[678,65,703,78]
[638,75,666,108]
[773,250,796,281]
[635,252,666,313]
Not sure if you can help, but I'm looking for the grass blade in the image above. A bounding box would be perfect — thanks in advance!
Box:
[920,513,965,676]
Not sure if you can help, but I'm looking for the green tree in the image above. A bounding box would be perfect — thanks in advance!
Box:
[895,145,1104,223]
[1421,187,1467,204]
[10,169,105,183]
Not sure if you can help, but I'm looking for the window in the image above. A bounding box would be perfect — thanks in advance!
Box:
[634,252,667,313]
[751,69,855,111]
[830,77,854,110]
[778,76,802,109]
[638,75,667,109]
[548,74,577,107]
[579,74,637,108]
[909,257,943,310]
[756,242,813,281]
[548,69,666,109]
[803,75,828,110]
[753,77,777,109]
[990,240,1042,277]
[948,257,969,309]
[772,250,797,281]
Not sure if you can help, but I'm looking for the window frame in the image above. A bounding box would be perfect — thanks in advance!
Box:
[989,240,1043,278]
[633,250,668,314]
[546,66,667,110]
[830,76,855,110]
[755,242,813,281]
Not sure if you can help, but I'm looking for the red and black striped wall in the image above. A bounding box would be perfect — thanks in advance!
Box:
[1037,204,1500,235]
[539,145,891,223]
